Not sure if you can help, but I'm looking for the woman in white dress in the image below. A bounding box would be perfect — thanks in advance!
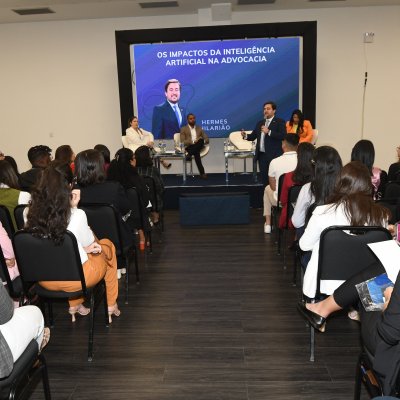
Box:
[125,116,171,169]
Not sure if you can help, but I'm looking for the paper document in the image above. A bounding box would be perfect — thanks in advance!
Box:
[367,240,400,283]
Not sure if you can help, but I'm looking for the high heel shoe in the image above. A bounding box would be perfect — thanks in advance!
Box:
[297,302,326,332]
[68,304,90,322]
[108,304,121,323]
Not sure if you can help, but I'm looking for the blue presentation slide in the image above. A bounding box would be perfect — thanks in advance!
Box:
[131,37,300,138]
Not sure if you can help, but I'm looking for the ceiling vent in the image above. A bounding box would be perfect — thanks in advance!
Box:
[139,1,179,8]
[238,0,276,4]
[12,7,55,16]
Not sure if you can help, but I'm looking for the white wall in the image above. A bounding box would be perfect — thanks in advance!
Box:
[0,5,399,173]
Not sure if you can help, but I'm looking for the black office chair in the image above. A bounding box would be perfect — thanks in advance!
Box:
[13,230,109,362]
[126,188,153,255]
[306,226,392,362]
[278,184,303,267]
[79,203,139,304]
[0,339,51,400]
[141,175,164,234]
[271,174,285,249]
[13,205,27,231]
[0,206,15,238]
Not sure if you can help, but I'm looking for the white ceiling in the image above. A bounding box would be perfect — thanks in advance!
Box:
[0,0,399,24]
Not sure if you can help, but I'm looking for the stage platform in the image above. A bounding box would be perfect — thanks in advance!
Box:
[162,172,263,209]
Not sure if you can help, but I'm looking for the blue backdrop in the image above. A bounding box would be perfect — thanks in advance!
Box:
[132,37,300,138]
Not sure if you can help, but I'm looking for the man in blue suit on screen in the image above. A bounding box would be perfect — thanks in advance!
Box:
[242,101,286,186]
[152,79,186,139]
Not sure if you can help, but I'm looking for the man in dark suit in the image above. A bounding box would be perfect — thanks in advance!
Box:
[242,101,286,186]
[180,113,209,179]
[152,79,186,139]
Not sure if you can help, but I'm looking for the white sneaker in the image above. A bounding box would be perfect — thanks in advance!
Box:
[117,269,122,280]
[121,268,127,275]
[264,224,271,234]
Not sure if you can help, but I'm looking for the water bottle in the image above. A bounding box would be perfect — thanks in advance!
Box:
[158,140,162,152]
[223,140,227,152]
[227,138,231,151]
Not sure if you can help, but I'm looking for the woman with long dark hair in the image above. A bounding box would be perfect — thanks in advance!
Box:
[279,142,314,229]
[74,149,135,254]
[286,109,314,143]
[107,148,151,249]
[351,139,387,199]
[292,146,343,230]
[299,161,391,299]
[135,145,164,222]
[26,162,120,322]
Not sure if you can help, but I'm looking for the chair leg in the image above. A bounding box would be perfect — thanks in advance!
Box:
[147,231,153,255]
[124,254,130,305]
[39,354,52,400]
[292,247,298,286]
[277,229,282,256]
[309,325,315,362]
[87,293,95,362]
[48,302,54,328]
[354,353,362,400]
[103,281,110,326]
[133,247,140,285]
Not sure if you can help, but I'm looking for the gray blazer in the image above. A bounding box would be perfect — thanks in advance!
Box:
[0,279,14,378]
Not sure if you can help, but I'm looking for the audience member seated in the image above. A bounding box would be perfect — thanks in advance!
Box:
[286,109,313,143]
[0,160,31,229]
[299,161,391,299]
[74,150,135,251]
[93,144,111,172]
[0,278,49,379]
[55,145,75,172]
[351,139,387,200]
[388,144,400,182]
[279,142,314,229]
[4,156,20,177]
[135,146,165,223]
[107,148,152,250]
[298,254,400,396]
[180,113,209,179]
[263,134,299,234]
[19,145,52,192]
[292,146,343,236]
[25,162,120,322]
[0,221,19,283]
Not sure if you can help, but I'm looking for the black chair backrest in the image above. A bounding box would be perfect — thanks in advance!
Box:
[13,204,28,231]
[0,206,15,237]
[316,226,392,296]
[79,203,123,256]
[277,173,286,203]
[13,230,86,291]
[285,184,303,227]
[141,175,157,210]
[384,181,400,200]
[125,188,150,232]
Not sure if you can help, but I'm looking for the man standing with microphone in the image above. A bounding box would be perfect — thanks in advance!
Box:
[242,101,286,186]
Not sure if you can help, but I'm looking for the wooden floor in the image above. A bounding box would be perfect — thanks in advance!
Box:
[30,209,369,400]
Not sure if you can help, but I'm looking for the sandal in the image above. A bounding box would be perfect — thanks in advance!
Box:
[108,304,121,323]
[68,304,90,322]
[39,327,51,352]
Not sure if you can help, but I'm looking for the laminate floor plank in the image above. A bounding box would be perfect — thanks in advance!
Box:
[26,209,370,399]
